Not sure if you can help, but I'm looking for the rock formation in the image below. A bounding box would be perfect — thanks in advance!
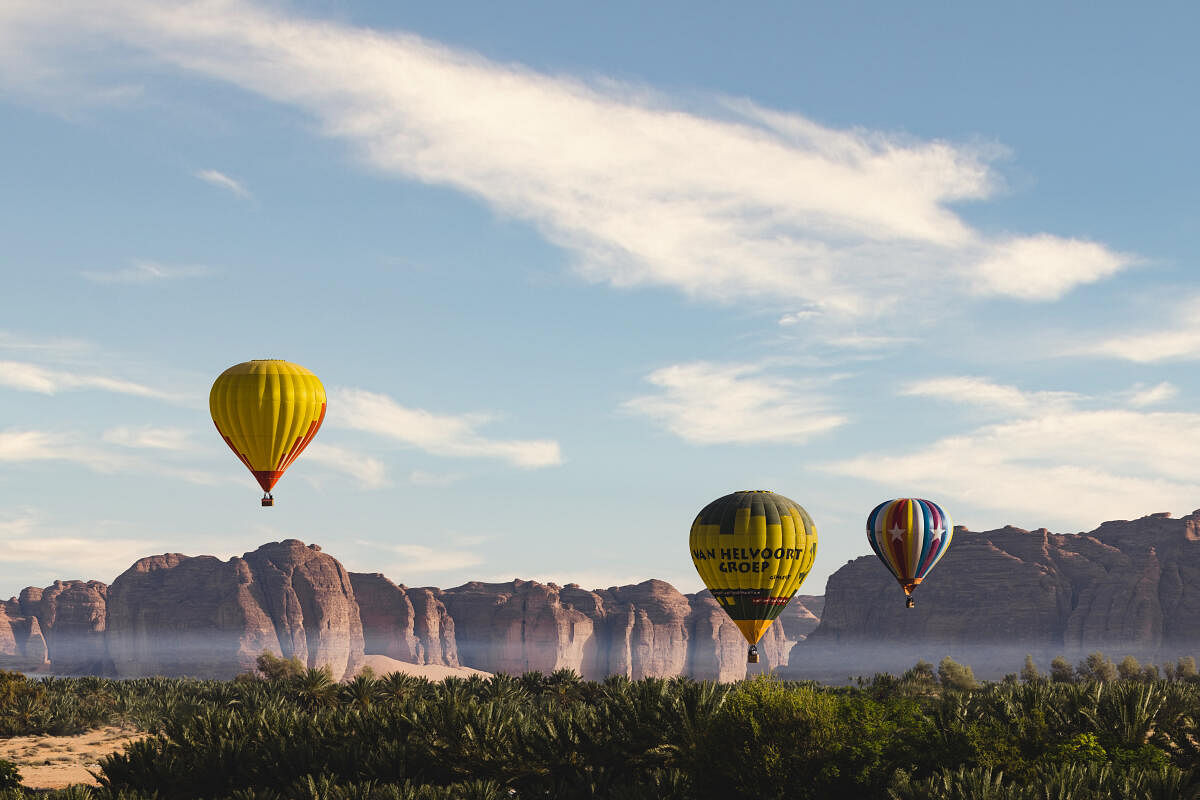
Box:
[790,511,1200,680]
[105,540,364,680]
[349,573,458,666]
[16,509,1200,683]
[0,600,48,670]
[17,580,109,674]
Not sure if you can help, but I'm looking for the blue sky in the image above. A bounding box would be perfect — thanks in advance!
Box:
[2,1,1199,600]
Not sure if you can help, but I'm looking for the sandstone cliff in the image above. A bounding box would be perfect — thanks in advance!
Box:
[18,580,109,674]
[349,572,458,666]
[790,510,1200,680]
[104,540,364,680]
[0,600,48,671]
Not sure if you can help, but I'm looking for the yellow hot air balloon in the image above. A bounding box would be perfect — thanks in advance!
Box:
[690,490,817,664]
[209,360,326,506]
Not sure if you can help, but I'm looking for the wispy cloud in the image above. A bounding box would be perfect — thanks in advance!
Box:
[102,425,193,450]
[331,388,561,468]
[827,378,1200,528]
[0,429,126,471]
[1128,382,1178,408]
[900,376,1077,415]
[0,331,91,355]
[81,260,210,284]
[0,511,157,588]
[0,360,177,400]
[0,428,228,486]
[0,0,1134,324]
[623,361,845,445]
[304,442,388,489]
[194,168,250,198]
[354,539,484,575]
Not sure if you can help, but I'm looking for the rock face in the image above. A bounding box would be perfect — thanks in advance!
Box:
[17,581,109,674]
[105,540,364,680]
[435,579,817,681]
[350,573,458,666]
[0,600,48,670]
[790,511,1200,680]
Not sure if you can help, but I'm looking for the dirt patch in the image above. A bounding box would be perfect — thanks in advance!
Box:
[0,725,146,789]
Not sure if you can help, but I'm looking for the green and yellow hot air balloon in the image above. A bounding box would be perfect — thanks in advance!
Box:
[690,490,817,663]
[209,360,326,506]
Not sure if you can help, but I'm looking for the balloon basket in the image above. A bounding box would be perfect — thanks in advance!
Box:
[747,645,759,664]
[261,496,274,507]
[905,596,915,609]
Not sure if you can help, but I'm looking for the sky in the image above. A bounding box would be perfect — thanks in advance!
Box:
[2,1,1199,600]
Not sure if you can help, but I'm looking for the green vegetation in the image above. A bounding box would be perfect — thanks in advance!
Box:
[0,652,1197,799]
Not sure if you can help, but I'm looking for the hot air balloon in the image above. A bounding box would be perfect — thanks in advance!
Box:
[210,360,326,506]
[866,498,953,608]
[690,490,817,664]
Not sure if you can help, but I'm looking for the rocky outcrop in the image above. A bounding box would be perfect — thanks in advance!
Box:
[18,581,109,674]
[104,540,364,680]
[790,511,1200,680]
[349,573,457,666]
[0,601,48,670]
[435,579,811,681]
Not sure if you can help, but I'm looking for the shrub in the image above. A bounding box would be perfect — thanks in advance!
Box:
[1019,655,1042,684]
[0,758,20,790]
[937,658,978,691]
[1076,652,1118,683]
[1049,657,1075,683]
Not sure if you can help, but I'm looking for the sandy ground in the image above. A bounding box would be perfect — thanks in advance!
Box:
[355,654,491,680]
[0,725,146,790]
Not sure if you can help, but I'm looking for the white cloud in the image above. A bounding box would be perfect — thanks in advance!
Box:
[102,425,192,450]
[0,360,177,400]
[0,0,1134,321]
[970,234,1133,301]
[194,168,250,197]
[354,540,484,575]
[900,376,1077,415]
[304,442,388,489]
[1128,382,1178,408]
[0,428,229,486]
[0,429,126,471]
[827,379,1200,528]
[623,361,846,445]
[0,512,157,588]
[81,260,210,284]
[331,388,561,468]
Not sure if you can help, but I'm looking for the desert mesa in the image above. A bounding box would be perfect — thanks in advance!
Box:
[5,508,1200,682]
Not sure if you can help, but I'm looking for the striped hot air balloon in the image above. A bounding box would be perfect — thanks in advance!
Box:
[866,498,953,607]
[209,360,326,506]
[690,490,818,664]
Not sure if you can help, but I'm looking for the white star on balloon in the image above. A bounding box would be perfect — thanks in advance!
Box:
[889,525,905,543]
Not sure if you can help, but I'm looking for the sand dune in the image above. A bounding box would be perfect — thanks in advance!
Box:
[354,654,491,680]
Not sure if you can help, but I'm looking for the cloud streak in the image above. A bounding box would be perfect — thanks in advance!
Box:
[195,168,250,197]
[331,388,562,468]
[81,260,210,284]
[0,360,177,400]
[304,442,388,489]
[0,0,1135,325]
[827,378,1200,528]
[623,361,846,445]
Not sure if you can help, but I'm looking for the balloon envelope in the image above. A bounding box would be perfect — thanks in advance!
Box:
[690,490,818,646]
[866,498,953,598]
[209,360,326,497]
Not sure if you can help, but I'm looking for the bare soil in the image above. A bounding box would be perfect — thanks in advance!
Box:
[0,725,146,789]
